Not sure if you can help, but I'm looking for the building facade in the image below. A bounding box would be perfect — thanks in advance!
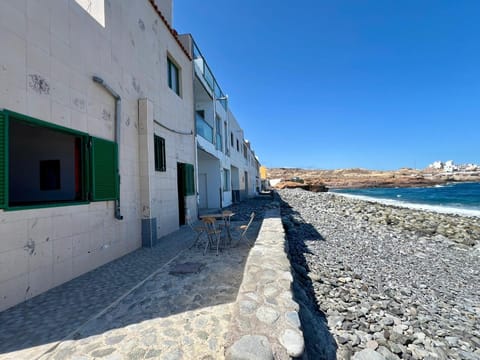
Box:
[0,0,198,312]
[0,0,260,312]
[179,34,260,212]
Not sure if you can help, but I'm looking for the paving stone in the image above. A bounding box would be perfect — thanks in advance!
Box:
[279,329,305,357]
[225,335,274,360]
[255,306,280,324]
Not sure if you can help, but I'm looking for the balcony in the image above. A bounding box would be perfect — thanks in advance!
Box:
[196,112,213,143]
[193,40,227,111]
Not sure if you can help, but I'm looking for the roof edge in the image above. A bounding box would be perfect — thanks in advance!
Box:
[147,0,192,60]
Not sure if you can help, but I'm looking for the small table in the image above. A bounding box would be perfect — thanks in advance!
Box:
[199,212,235,244]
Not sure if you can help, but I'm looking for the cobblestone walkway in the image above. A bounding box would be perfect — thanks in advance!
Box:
[0,197,272,360]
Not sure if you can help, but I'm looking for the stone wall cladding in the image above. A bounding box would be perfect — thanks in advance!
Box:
[226,207,305,359]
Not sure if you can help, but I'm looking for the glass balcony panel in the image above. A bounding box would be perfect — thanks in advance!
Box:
[196,114,213,143]
[204,66,214,91]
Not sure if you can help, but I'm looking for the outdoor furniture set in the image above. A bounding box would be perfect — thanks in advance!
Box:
[188,211,255,255]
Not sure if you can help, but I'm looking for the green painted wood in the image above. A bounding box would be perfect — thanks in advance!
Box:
[90,137,118,201]
[0,112,6,208]
[183,163,195,196]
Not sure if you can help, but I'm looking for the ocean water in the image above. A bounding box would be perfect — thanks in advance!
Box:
[332,182,480,213]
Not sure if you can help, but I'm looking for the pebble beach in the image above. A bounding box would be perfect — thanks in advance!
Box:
[279,188,480,360]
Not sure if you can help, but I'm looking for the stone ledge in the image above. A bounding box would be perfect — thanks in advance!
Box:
[225,207,305,359]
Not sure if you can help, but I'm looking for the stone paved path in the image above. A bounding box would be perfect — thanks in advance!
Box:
[0,197,272,360]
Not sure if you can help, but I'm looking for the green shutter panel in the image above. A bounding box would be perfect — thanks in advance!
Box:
[90,136,119,201]
[0,112,6,208]
[183,163,195,196]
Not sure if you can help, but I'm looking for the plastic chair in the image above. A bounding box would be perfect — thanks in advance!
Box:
[202,217,222,255]
[237,212,255,246]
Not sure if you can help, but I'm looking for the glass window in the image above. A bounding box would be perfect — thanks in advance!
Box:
[167,58,180,95]
[215,117,222,151]
[0,110,118,209]
[154,135,166,172]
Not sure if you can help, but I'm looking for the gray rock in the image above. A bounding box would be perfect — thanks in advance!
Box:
[377,346,400,360]
[285,311,301,328]
[255,306,279,324]
[279,329,304,357]
[353,348,386,360]
[225,335,273,360]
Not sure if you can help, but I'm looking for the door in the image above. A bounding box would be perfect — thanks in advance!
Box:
[199,173,208,209]
[177,163,186,226]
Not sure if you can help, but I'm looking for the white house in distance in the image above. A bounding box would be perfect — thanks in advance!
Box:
[0,0,260,312]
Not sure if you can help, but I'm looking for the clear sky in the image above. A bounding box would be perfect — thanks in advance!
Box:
[172,1,480,170]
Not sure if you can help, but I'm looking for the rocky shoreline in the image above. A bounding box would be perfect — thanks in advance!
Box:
[279,189,480,360]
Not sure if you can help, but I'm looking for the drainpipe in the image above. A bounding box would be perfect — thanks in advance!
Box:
[92,75,123,220]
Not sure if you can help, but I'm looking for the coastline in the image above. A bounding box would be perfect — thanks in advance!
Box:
[331,192,480,218]
[279,188,480,359]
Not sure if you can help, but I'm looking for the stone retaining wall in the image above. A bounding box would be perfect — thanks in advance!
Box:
[225,207,305,359]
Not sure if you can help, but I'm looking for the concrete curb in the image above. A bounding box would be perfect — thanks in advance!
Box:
[225,207,305,359]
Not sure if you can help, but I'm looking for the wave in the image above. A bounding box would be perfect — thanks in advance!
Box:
[333,192,480,218]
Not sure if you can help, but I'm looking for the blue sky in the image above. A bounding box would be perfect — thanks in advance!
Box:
[173,1,480,170]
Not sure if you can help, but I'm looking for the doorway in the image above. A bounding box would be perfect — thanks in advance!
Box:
[177,163,186,226]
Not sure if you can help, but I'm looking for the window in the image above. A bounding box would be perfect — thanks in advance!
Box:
[224,122,228,154]
[243,144,248,159]
[230,132,234,147]
[167,57,180,95]
[0,110,118,209]
[236,139,239,152]
[223,168,230,191]
[154,135,166,171]
[215,117,222,151]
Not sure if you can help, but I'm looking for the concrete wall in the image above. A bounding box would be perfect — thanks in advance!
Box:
[0,0,194,311]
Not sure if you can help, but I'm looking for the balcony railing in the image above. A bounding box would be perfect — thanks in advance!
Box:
[196,113,213,143]
[193,40,227,111]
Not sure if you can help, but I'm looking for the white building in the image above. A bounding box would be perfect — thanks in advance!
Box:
[179,35,260,212]
[0,0,198,311]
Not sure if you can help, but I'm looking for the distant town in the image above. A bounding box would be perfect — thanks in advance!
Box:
[427,160,480,173]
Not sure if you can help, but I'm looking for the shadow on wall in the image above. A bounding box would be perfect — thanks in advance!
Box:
[278,194,338,360]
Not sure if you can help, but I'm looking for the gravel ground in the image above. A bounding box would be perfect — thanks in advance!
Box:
[278,188,480,360]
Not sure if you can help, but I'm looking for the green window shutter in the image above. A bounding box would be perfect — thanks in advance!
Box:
[0,112,6,208]
[183,163,195,196]
[90,136,119,201]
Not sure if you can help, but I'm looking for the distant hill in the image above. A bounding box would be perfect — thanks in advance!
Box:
[267,167,480,189]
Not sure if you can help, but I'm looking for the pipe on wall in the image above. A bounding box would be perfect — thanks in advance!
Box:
[92,75,123,220]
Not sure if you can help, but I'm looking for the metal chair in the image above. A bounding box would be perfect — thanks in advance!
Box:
[202,217,222,255]
[218,210,233,245]
[187,216,205,249]
[237,212,255,246]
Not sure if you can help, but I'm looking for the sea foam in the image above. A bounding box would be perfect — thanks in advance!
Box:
[334,192,480,218]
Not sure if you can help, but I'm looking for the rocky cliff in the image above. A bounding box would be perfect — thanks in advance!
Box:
[267,167,480,189]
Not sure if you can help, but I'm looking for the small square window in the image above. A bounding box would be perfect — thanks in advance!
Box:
[154,135,166,171]
[167,58,180,96]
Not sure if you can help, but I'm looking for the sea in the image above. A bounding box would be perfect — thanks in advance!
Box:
[331,182,480,217]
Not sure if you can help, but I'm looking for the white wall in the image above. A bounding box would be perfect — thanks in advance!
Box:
[0,0,194,311]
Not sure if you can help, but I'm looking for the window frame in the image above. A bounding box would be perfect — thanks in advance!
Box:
[0,109,118,211]
[154,134,166,172]
[167,57,181,96]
